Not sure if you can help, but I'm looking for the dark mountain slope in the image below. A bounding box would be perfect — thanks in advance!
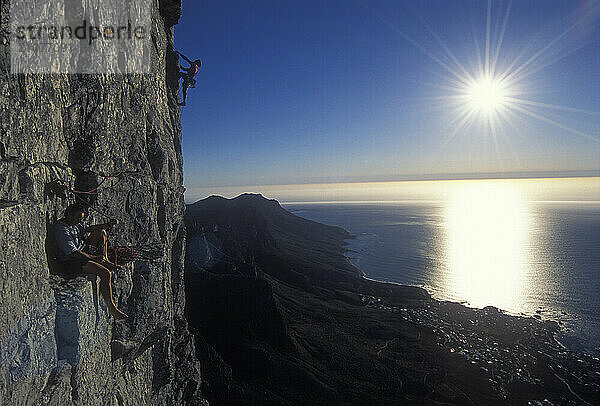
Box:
[184,194,600,406]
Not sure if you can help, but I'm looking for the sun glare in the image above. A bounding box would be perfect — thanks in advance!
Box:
[466,76,507,114]
[356,0,600,146]
[444,181,531,312]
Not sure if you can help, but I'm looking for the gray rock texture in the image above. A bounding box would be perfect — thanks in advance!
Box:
[0,0,206,404]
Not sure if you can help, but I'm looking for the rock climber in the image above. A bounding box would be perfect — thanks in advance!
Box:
[54,203,128,320]
[176,51,201,106]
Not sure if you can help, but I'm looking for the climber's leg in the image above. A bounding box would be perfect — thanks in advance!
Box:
[85,227,104,251]
[85,229,119,271]
[177,72,186,105]
[82,261,128,320]
[179,83,188,106]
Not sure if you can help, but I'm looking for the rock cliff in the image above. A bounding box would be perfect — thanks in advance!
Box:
[0,0,206,404]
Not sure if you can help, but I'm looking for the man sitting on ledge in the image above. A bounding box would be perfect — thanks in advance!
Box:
[54,204,128,320]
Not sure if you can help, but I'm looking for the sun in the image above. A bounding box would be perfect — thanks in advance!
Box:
[359,0,599,144]
[465,75,508,115]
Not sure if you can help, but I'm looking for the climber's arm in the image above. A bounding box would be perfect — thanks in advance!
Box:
[86,219,118,233]
[55,222,83,258]
[176,51,193,65]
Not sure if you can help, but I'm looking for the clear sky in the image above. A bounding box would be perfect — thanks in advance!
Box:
[174,0,599,195]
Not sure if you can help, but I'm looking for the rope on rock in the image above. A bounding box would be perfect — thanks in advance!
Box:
[69,169,127,195]
[47,167,138,220]
[111,243,164,266]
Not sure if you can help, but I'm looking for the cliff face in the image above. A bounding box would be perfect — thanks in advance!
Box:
[0,0,205,405]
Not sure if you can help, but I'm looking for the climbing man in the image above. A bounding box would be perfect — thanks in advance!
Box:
[54,204,128,320]
[176,51,201,106]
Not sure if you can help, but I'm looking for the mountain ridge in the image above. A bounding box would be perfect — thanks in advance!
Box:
[184,193,600,405]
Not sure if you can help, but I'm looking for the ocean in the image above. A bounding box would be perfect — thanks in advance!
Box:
[285,197,600,355]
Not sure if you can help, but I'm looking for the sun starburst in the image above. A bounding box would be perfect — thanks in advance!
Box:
[357,0,600,151]
[465,75,509,115]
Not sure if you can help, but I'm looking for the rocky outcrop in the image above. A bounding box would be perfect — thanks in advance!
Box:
[184,195,433,404]
[0,0,205,405]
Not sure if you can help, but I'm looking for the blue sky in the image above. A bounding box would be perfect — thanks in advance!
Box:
[174,0,599,191]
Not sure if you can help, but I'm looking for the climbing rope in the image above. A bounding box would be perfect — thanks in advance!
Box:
[111,243,163,266]
[68,169,127,195]
[48,168,137,220]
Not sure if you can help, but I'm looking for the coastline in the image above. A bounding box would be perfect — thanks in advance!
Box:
[343,234,596,356]
[288,201,600,357]
[295,201,600,399]
[186,194,600,404]
[341,242,600,401]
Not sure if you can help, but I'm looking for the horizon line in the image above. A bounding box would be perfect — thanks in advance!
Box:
[187,170,600,190]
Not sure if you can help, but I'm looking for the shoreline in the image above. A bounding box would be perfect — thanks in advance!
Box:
[287,200,600,358]
[335,224,600,403]
[341,235,600,358]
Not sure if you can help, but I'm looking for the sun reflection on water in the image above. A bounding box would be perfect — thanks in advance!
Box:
[443,181,531,312]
